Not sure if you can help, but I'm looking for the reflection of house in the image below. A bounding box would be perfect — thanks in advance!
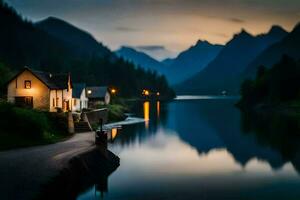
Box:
[7,67,72,112]
[72,83,88,112]
[86,86,110,108]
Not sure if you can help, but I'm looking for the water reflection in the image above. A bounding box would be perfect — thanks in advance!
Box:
[240,111,300,173]
[143,101,150,129]
[156,101,160,119]
[78,98,300,200]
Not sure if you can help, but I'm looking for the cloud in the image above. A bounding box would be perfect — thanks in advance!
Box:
[115,26,140,32]
[135,45,166,51]
[228,18,245,23]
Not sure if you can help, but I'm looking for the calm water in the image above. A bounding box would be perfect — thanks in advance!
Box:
[78,97,300,200]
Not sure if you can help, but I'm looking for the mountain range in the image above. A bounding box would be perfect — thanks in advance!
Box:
[176,25,289,94]
[166,40,223,84]
[244,23,300,79]
[116,40,223,85]
[116,23,300,95]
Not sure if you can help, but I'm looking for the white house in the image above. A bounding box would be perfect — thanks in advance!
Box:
[7,67,72,112]
[72,83,88,112]
[86,86,111,108]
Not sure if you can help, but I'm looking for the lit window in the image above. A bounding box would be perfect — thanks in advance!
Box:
[24,80,31,89]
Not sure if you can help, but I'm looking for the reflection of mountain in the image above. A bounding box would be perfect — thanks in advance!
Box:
[168,99,288,170]
[166,100,224,153]
[241,111,300,173]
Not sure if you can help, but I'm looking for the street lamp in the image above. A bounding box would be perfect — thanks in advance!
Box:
[111,88,117,95]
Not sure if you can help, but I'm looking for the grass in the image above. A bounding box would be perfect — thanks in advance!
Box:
[0,101,71,151]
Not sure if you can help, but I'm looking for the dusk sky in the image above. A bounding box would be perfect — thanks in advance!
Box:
[6,0,300,59]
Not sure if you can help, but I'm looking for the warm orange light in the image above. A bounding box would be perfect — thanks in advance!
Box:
[111,128,118,139]
[143,101,150,129]
[143,89,150,96]
[111,88,117,94]
[24,80,31,89]
[157,101,160,118]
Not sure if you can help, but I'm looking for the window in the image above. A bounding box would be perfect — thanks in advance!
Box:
[73,99,76,106]
[56,98,59,107]
[24,80,31,89]
[52,98,55,107]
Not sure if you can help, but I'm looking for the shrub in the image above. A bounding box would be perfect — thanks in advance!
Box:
[0,101,70,139]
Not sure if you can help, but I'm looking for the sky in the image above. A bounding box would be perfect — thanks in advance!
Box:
[5,0,300,60]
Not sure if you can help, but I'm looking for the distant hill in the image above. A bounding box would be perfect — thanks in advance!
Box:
[115,46,166,72]
[36,17,113,60]
[0,2,174,98]
[243,24,300,79]
[167,40,223,84]
[176,26,288,95]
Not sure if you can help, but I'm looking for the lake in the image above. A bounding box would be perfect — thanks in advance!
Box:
[77,96,300,200]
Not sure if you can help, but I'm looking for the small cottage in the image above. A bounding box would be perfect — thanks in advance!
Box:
[86,86,110,108]
[7,67,72,112]
[72,83,88,112]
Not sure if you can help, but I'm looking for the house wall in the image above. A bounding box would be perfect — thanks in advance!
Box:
[72,88,88,112]
[105,92,111,105]
[49,89,72,112]
[7,70,50,110]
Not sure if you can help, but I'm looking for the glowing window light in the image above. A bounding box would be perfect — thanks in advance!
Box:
[24,80,31,89]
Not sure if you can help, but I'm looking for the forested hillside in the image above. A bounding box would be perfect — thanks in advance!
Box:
[0,1,174,98]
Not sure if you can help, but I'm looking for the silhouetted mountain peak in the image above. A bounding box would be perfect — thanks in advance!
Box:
[268,25,287,35]
[232,29,253,40]
[195,40,211,46]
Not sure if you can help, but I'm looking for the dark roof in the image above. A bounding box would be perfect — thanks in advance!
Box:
[86,86,108,98]
[73,83,86,98]
[8,67,70,90]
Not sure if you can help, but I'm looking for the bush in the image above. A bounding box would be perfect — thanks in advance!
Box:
[0,101,49,138]
[0,101,68,139]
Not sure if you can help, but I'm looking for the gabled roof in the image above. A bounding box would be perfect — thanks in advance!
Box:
[86,86,108,98]
[73,83,86,98]
[8,67,71,90]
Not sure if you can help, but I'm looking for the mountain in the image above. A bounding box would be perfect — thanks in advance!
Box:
[36,17,113,60]
[161,58,175,66]
[0,2,175,98]
[134,45,177,61]
[115,46,166,72]
[176,26,288,95]
[167,40,223,85]
[244,24,300,78]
